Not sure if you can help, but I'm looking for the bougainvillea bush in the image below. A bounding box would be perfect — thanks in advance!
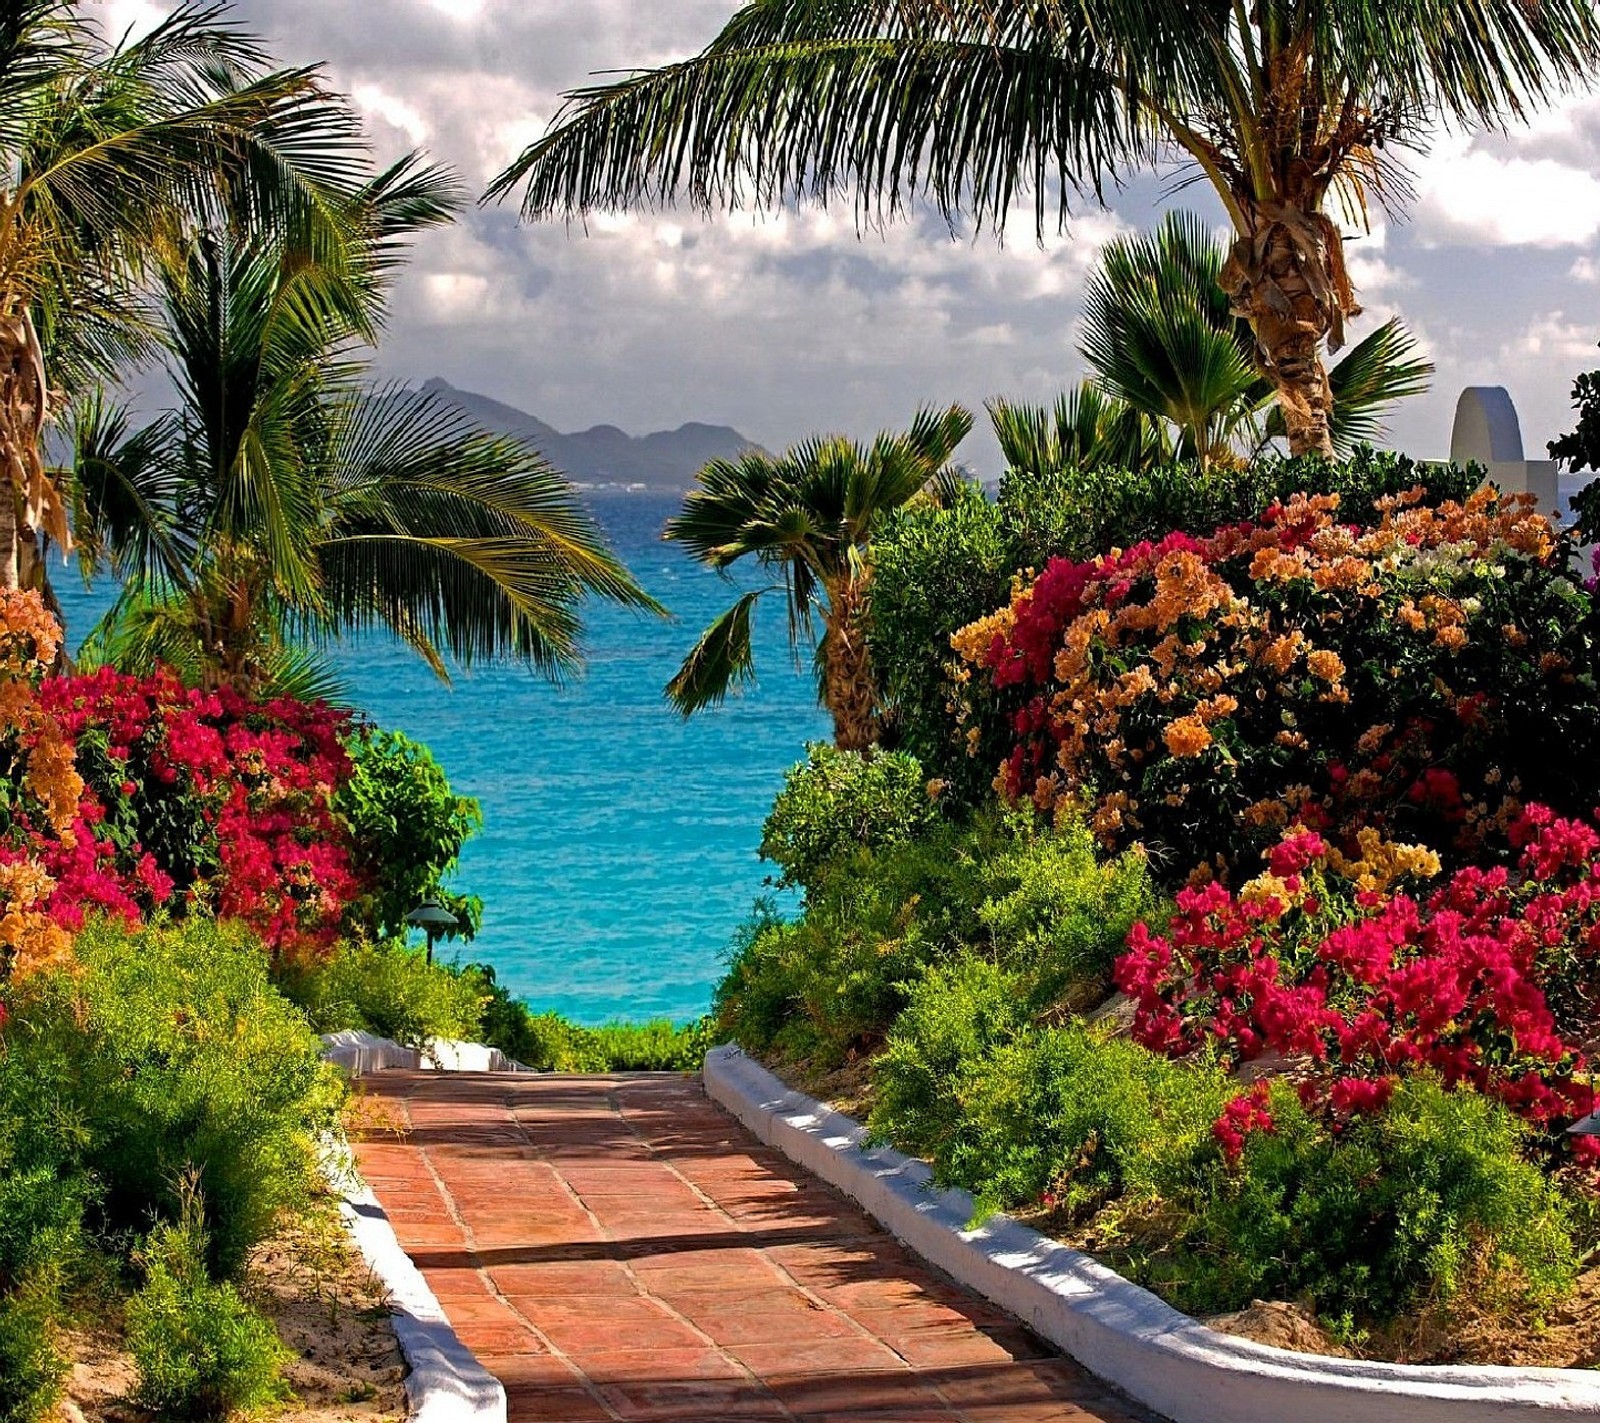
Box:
[956,488,1600,884]
[1117,811,1600,1151]
[0,592,362,972]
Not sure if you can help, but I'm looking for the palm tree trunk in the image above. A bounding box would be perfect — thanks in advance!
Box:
[821,576,879,752]
[1221,206,1355,460]
[0,310,66,594]
[0,488,17,591]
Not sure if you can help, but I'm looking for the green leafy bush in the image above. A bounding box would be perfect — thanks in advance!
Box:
[470,965,709,1071]
[869,958,1228,1218]
[128,1210,288,1420]
[282,939,487,1049]
[870,485,1015,802]
[719,814,1153,1067]
[760,743,942,896]
[977,819,1157,1006]
[1152,1079,1579,1323]
[338,727,483,941]
[8,919,343,1279]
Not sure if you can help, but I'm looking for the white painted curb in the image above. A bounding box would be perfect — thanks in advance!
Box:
[320,1039,509,1423]
[704,1044,1600,1423]
[320,1028,525,1076]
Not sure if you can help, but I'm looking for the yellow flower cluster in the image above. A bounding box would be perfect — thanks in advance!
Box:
[1328,827,1444,897]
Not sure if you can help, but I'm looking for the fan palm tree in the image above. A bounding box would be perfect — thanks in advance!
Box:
[489,0,1600,458]
[989,384,1168,479]
[665,405,972,749]
[69,156,657,697]
[1081,212,1432,468]
[0,1,388,597]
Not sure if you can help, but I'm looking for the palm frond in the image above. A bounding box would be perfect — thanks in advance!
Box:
[990,385,1169,475]
[664,588,767,715]
[489,1,1133,236]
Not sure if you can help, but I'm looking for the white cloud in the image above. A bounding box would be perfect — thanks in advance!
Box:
[1412,130,1600,248]
[351,84,430,147]
[1571,256,1600,283]
[1503,311,1597,363]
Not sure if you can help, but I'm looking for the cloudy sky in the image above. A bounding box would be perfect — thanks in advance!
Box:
[105,0,1600,475]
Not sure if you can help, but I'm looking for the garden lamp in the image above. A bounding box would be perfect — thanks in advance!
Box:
[405,897,458,965]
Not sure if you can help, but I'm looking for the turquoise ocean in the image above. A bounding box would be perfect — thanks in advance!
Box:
[56,493,828,1025]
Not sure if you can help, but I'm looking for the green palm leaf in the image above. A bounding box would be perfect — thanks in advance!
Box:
[665,588,767,715]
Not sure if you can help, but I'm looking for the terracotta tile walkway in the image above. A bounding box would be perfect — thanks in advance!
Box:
[353,1071,1159,1423]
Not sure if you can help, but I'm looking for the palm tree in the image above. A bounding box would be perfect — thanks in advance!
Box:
[665,406,972,749]
[0,2,385,596]
[69,155,657,696]
[1080,212,1431,468]
[989,384,1169,479]
[488,0,1600,458]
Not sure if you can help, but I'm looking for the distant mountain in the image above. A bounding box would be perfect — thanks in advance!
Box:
[419,377,760,492]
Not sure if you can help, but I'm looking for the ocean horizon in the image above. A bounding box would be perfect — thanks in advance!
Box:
[55,491,829,1026]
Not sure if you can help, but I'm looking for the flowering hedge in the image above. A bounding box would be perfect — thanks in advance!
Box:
[1114,811,1600,1156]
[0,592,363,974]
[955,488,1600,882]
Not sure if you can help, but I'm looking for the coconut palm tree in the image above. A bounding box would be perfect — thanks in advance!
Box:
[69,156,657,697]
[665,405,972,749]
[489,0,1600,458]
[1080,212,1431,468]
[0,1,385,596]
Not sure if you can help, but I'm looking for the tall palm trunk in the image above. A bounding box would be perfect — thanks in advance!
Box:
[1221,205,1355,460]
[821,575,879,752]
[0,310,65,592]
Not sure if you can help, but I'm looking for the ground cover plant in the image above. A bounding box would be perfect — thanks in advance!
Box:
[719,452,1600,1363]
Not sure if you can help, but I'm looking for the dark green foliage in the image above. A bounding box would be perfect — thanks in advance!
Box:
[282,939,487,1049]
[760,743,943,895]
[128,1211,288,1420]
[338,728,483,942]
[999,448,1475,570]
[869,450,1485,802]
[869,486,1016,803]
[1154,1080,1578,1323]
[717,813,1154,1067]
[1550,344,1600,473]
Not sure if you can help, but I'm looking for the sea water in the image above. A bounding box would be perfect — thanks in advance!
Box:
[55,492,828,1024]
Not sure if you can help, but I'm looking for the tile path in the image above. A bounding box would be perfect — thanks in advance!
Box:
[353,1070,1159,1423]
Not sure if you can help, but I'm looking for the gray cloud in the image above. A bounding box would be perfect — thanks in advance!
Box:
[103,0,1600,473]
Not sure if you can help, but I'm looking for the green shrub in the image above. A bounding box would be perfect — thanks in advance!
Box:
[719,814,1155,1067]
[128,1212,288,1420]
[1151,1079,1578,1323]
[870,958,1228,1217]
[760,743,942,896]
[470,965,709,1071]
[489,1007,710,1073]
[976,819,1156,1005]
[0,1289,64,1423]
[32,918,343,1279]
[717,823,995,1067]
[870,485,1015,803]
[338,727,483,941]
[996,448,1480,570]
[282,939,487,1049]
